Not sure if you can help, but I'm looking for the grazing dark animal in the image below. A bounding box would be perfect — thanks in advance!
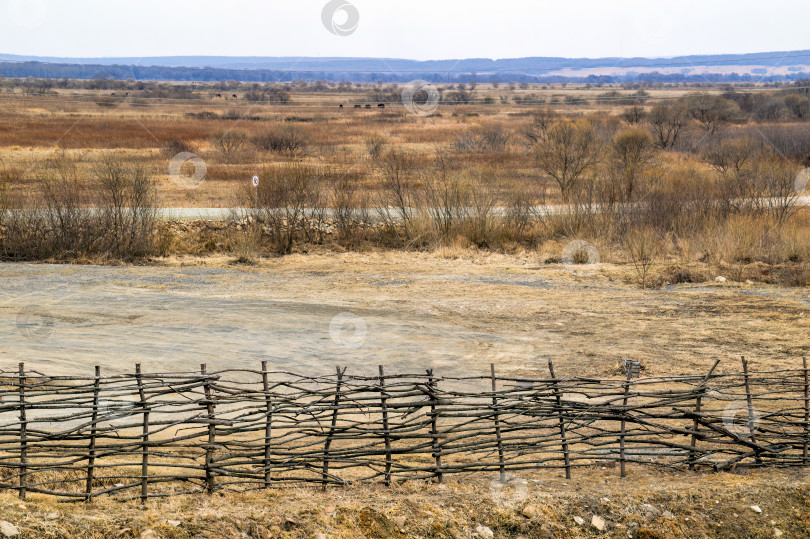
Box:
[339,104,344,109]
[232,94,237,98]
[125,92,129,96]
[378,103,385,108]
[216,94,222,98]
[111,93,115,96]
[354,104,362,109]
[365,104,371,109]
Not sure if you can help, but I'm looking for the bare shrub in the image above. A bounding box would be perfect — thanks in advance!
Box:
[453,124,511,155]
[533,119,602,202]
[684,94,740,134]
[648,103,690,149]
[332,176,369,246]
[93,154,159,258]
[422,154,471,241]
[252,125,308,155]
[243,164,322,254]
[365,135,388,160]
[623,227,661,288]
[228,223,262,264]
[621,105,646,125]
[609,128,657,202]
[372,149,419,241]
[212,130,248,162]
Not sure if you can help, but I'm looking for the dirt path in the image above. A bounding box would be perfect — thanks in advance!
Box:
[1,251,808,378]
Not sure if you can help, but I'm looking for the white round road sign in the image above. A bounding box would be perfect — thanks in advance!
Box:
[252,175,260,188]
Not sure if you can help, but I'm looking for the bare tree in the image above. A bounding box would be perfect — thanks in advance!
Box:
[648,103,690,149]
[609,128,657,201]
[533,119,602,202]
[684,94,739,135]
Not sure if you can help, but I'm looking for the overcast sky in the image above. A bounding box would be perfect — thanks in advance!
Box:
[1,0,809,61]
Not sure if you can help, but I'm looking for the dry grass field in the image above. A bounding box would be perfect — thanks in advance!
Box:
[3,78,810,538]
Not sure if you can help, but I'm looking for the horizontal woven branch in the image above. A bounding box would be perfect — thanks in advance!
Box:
[0,357,808,501]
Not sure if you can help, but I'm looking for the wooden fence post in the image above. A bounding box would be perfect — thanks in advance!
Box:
[689,360,720,470]
[135,364,150,503]
[85,366,100,501]
[261,361,273,489]
[427,369,443,484]
[619,369,631,478]
[548,360,571,479]
[802,356,810,466]
[17,363,26,500]
[202,364,216,493]
[741,357,762,465]
[490,364,506,482]
[322,366,345,489]
[378,366,392,486]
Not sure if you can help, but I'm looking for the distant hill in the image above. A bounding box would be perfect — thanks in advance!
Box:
[1,51,809,83]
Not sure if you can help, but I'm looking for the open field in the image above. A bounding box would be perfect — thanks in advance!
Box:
[2,78,810,538]
[2,251,807,377]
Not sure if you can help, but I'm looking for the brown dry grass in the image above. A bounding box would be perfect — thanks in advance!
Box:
[2,466,808,538]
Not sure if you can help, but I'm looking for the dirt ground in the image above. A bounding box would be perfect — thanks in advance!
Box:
[1,249,807,379]
[1,466,808,538]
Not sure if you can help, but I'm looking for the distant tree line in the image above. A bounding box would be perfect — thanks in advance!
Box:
[0,61,809,85]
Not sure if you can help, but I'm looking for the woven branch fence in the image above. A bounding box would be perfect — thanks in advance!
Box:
[0,357,809,502]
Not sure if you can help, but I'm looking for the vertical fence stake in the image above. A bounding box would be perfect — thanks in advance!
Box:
[689,360,721,471]
[202,364,216,494]
[619,369,631,478]
[427,369,443,483]
[490,364,506,482]
[135,364,150,503]
[741,357,762,465]
[17,363,27,500]
[548,360,571,480]
[85,366,101,502]
[322,366,345,490]
[802,356,810,466]
[379,366,392,486]
[261,361,273,489]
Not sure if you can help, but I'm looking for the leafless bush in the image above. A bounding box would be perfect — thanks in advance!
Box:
[252,125,308,155]
[243,164,322,254]
[332,176,369,246]
[365,135,388,160]
[212,130,249,162]
[453,124,511,154]
[93,154,159,258]
[608,128,657,202]
[648,103,690,149]
[622,227,661,289]
[422,154,471,240]
[533,119,602,202]
[372,149,420,240]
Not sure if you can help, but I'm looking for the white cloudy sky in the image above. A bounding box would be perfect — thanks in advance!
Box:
[1,0,808,60]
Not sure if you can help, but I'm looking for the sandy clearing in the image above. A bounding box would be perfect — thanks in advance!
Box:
[0,251,807,379]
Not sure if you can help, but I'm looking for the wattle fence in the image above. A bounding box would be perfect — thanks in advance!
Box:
[0,357,808,502]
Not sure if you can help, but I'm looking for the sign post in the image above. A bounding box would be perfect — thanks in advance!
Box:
[252,175,259,206]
